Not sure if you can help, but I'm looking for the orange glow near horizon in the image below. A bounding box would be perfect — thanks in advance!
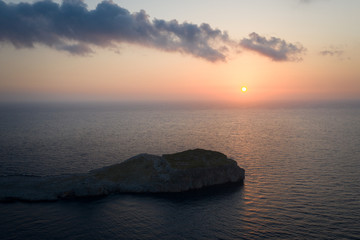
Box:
[0,33,359,105]
[0,1,360,105]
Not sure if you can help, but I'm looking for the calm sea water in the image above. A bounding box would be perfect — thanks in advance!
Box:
[1,103,360,239]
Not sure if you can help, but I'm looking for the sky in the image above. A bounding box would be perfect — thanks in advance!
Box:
[0,0,359,105]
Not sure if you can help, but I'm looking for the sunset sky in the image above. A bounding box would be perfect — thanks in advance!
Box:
[1,0,359,104]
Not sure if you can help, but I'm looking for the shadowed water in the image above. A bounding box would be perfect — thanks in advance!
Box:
[1,103,359,239]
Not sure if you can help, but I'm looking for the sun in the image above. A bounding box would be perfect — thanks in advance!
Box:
[241,86,247,92]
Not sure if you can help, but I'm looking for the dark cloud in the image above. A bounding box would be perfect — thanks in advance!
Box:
[0,0,232,61]
[240,32,306,61]
[0,0,306,63]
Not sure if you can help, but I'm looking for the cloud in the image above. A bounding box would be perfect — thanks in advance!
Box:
[0,0,232,62]
[0,0,306,63]
[240,32,306,61]
[319,48,350,61]
[299,0,330,4]
[319,50,343,57]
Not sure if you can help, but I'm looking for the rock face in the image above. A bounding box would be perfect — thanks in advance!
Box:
[0,149,245,201]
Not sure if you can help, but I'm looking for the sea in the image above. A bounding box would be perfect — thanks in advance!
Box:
[0,102,359,239]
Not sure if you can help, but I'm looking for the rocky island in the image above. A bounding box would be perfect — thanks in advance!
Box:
[0,149,245,201]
